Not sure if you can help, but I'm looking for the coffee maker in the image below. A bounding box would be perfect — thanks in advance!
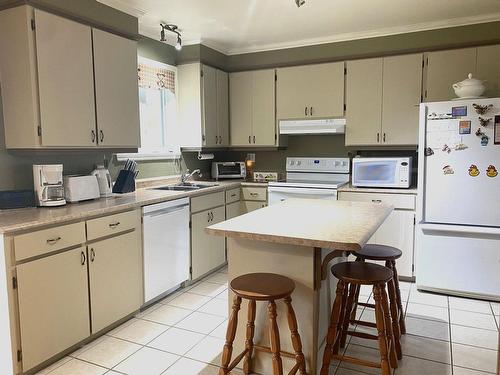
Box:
[33,165,66,207]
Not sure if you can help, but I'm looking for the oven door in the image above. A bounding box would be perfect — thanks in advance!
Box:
[267,186,337,205]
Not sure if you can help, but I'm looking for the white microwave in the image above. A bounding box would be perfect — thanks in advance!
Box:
[352,157,412,188]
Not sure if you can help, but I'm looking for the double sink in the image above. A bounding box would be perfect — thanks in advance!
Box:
[151,183,217,192]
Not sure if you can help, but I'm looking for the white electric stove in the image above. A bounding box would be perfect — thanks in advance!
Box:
[268,157,350,205]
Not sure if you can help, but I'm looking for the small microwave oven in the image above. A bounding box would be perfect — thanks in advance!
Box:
[352,157,412,188]
[212,162,246,180]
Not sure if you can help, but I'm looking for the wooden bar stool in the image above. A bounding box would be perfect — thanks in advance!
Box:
[349,244,406,360]
[320,262,398,375]
[219,273,307,375]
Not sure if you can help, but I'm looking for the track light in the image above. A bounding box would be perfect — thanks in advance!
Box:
[295,0,305,7]
[160,23,182,50]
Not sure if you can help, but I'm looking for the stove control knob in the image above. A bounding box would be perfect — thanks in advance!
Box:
[334,161,340,166]
[290,160,295,165]
[342,161,348,166]
[297,161,302,166]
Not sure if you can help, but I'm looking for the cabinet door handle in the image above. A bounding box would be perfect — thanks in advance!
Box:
[371,199,382,203]
[211,212,214,221]
[91,130,96,143]
[230,193,236,197]
[109,221,120,228]
[207,212,211,222]
[46,236,61,245]
[377,133,380,143]
[100,130,104,143]
[81,251,86,265]
[305,107,308,116]
[383,133,386,142]
[248,135,251,144]
[310,106,313,116]
[253,135,256,143]
[90,248,95,262]
[250,192,259,197]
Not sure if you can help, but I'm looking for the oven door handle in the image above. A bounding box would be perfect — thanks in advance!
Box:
[268,186,336,196]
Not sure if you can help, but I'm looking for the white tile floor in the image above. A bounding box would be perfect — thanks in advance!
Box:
[35,268,499,375]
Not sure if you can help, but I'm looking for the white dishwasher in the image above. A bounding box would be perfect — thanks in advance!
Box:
[142,198,190,304]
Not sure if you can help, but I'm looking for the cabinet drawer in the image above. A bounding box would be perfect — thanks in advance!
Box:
[191,191,225,213]
[241,186,267,201]
[338,192,415,210]
[86,210,140,241]
[225,188,241,204]
[14,222,86,262]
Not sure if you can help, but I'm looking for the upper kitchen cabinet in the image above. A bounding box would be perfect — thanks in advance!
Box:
[346,54,423,146]
[0,6,140,149]
[381,54,423,145]
[477,44,500,98]
[92,29,140,148]
[424,48,476,102]
[178,63,229,148]
[345,58,383,146]
[229,69,276,147]
[276,62,344,120]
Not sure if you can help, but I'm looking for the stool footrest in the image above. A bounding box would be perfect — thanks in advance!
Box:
[254,345,296,359]
[227,348,250,372]
[348,330,378,341]
[358,302,375,308]
[332,354,381,369]
[351,319,377,328]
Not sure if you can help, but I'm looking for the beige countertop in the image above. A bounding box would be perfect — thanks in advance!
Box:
[0,181,247,235]
[338,183,418,195]
[206,198,393,251]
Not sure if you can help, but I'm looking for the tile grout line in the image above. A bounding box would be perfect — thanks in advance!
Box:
[447,295,455,375]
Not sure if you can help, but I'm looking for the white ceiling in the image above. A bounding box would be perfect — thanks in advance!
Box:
[98,0,500,55]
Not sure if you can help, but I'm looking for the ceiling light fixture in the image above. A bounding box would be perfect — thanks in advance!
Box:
[295,0,305,7]
[160,23,182,50]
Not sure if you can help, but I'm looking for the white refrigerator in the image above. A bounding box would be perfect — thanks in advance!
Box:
[416,98,500,301]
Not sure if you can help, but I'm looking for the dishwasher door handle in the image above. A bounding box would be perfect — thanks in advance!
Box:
[144,204,189,218]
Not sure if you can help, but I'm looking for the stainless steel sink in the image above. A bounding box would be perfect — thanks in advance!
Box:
[152,184,215,192]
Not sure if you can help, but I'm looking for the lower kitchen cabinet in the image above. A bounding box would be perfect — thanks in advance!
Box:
[242,200,267,213]
[226,201,243,219]
[191,205,226,280]
[88,229,143,333]
[16,246,90,371]
[338,191,415,278]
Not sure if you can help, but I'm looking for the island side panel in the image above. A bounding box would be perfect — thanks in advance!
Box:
[227,237,318,374]
[1,234,16,375]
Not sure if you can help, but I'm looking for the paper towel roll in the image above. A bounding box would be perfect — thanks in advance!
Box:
[197,152,214,160]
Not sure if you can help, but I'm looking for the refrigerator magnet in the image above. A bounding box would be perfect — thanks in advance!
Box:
[452,106,467,117]
[486,165,498,178]
[478,117,492,127]
[480,134,489,146]
[425,147,434,156]
[459,121,471,134]
[468,164,480,177]
[475,128,485,137]
[472,103,493,115]
[442,144,451,153]
[454,143,468,151]
[494,116,500,145]
[443,165,454,175]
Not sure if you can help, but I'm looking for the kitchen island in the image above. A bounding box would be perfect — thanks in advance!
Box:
[206,198,393,375]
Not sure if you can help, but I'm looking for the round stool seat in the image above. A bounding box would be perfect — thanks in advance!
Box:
[332,262,393,285]
[230,273,295,301]
[356,244,402,261]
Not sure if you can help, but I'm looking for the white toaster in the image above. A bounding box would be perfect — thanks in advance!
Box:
[64,175,100,203]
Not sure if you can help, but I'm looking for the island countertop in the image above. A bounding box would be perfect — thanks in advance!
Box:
[206,198,393,251]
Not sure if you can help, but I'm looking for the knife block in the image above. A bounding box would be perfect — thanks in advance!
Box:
[112,170,136,194]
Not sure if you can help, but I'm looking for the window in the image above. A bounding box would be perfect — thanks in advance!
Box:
[118,57,180,160]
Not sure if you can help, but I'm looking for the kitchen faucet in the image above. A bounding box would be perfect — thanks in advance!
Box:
[180,169,202,184]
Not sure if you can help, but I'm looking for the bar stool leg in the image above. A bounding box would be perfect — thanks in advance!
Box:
[390,260,406,334]
[380,284,398,369]
[373,285,391,375]
[350,257,364,320]
[333,281,349,355]
[386,263,402,360]
[243,299,256,375]
[320,280,346,375]
[340,283,357,348]
[219,295,242,375]
[268,300,284,375]
[284,296,307,375]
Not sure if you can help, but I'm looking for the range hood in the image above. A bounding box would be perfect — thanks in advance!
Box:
[279,118,346,135]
